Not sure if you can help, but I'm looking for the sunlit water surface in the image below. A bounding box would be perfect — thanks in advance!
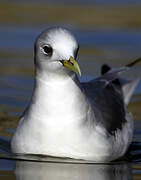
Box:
[0,1,141,180]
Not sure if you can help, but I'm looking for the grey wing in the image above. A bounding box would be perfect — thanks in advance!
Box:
[81,59,141,135]
[82,79,126,135]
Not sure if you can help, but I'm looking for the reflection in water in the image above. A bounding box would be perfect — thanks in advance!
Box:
[15,160,132,180]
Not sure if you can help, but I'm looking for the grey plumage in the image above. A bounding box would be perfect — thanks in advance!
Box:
[82,58,141,135]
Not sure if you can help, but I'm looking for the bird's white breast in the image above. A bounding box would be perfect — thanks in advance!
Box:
[11,75,94,156]
[11,74,133,162]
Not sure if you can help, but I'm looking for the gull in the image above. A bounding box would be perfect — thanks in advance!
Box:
[11,27,140,162]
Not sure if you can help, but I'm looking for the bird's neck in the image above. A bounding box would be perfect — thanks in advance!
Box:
[26,70,89,125]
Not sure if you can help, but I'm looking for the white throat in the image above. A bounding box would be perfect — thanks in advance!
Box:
[26,70,90,127]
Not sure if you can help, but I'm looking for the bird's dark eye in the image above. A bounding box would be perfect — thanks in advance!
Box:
[42,45,53,56]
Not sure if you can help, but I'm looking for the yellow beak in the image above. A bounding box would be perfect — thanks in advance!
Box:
[61,56,81,76]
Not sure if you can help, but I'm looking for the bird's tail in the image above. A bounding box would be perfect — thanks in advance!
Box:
[101,58,141,106]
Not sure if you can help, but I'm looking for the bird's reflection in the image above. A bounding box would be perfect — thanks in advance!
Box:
[14,160,132,180]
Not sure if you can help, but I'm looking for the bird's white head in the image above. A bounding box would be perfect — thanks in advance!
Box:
[34,27,81,77]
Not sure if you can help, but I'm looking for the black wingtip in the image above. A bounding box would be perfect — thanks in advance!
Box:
[101,64,111,75]
[126,57,141,67]
[101,64,121,86]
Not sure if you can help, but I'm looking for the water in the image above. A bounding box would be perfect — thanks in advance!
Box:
[0,1,141,179]
[0,158,134,180]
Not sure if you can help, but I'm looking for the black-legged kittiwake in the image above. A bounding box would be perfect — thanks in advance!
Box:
[11,27,141,162]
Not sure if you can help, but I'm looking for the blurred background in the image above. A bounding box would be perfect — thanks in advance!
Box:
[0,0,141,179]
